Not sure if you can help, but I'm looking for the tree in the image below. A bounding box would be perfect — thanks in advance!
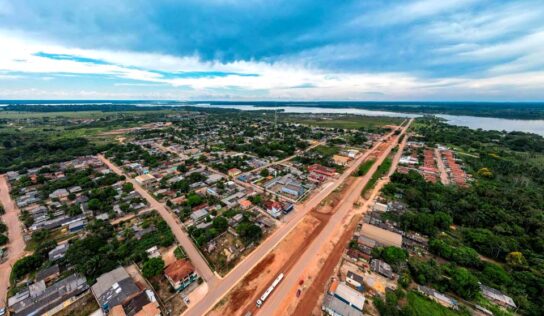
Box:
[122,182,134,193]
[0,234,8,246]
[177,164,187,173]
[0,222,6,234]
[260,168,269,177]
[237,223,263,245]
[381,246,408,267]
[506,251,527,267]
[142,258,165,278]
[213,216,228,233]
[449,267,480,300]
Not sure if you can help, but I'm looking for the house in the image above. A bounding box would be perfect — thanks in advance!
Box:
[372,202,388,213]
[48,243,69,261]
[135,174,156,186]
[480,284,516,309]
[346,271,364,291]
[91,267,141,312]
[359,224,402,248]
[227,168,242,177]
[190,208,209,223]
[264,200,283,218]
[49,188,69,200]
[68,186,82,194]
[109,290,161,316]
[417,285,458,310]
[68,219,87,232]
[8,274,89,316]
[371,259,393,279]
[239,199,252,210]
[146,246,161,259]
[164,259,198,291]
[332,155,351,166]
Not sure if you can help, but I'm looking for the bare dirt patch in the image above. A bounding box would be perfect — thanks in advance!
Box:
[209,214,325,316]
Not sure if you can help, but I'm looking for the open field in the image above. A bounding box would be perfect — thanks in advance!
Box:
[284,114,404,129]
[0,109,178,119]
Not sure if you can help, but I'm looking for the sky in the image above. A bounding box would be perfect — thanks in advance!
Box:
[0,0,543,101]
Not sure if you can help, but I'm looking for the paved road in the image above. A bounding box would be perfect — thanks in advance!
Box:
[97,155,217,284]
[256,119,412,315]
[434,148,450,185]
[0,175,26,309]
[183,125,404,316]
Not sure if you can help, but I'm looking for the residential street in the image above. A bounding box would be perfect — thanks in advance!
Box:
[0,175,26,309]
[97,154,218,284]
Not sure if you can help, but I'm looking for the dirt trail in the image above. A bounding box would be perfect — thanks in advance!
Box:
[0,175,27,308]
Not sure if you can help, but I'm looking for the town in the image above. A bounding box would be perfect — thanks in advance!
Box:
[0,108,540,316]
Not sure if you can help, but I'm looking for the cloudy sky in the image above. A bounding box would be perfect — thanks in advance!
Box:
[0,0,543,100]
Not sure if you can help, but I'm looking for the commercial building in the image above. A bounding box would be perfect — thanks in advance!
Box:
[359,224,402,248]
[8,274,89,316]
[91,267,141,312]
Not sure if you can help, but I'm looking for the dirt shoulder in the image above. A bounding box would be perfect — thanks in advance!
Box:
[0,175,27,308]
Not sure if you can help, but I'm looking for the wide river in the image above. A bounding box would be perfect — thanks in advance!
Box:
[192,104,544,136]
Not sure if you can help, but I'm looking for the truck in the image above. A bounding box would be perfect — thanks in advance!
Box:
[256,273,284,308]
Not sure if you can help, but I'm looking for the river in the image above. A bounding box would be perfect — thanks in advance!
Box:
[191,103,544,136]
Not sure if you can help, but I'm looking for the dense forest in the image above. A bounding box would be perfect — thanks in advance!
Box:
[382,118,544,315]
[0,130,109,173]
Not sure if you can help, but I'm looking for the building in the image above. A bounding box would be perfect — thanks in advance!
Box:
[264,200,283,218]
[35,264,60,283]
[190,208,209,223]
[359,224,402,248]
[370,259,394,279]
[332,155,351,166]
[109,290,161,316]
[164,259,198,291]
[372,202,389,213]
[308,164,336,177]
[8,274,89,316]
[417,285,459,309]
[346,271,364,291]
[48,243,69,261]
[68,219,87,232]
[328,281,365,312]
[322,294,362,316]
[227,168,242,177]
[91,267,141,312]
[480,284,516,310]
[239,199,252,209]
[49,188,69,200]
[135,174,156,186]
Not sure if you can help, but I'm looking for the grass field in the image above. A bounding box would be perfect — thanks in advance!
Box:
[284,114,404,129]
[313,145,340,156]
[407,291,468,316]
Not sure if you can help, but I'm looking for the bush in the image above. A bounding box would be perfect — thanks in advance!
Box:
[142,258,165,278]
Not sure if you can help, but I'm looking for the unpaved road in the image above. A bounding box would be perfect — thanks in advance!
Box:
[97,154,217,284]
[434,148,450,185]
[183,125,404,316]
[255,120,412,316]
[0,175,26,308]
[290,125,411,315]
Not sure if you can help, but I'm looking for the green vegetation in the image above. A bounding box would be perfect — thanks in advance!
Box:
[0,130,111,173]
[142,257,165,278]
[355,159,375,176]
[174,246,186,259]
[381,117,544,315]
[362,157,392,195]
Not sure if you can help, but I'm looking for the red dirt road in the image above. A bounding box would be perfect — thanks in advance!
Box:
[0,175,26,308]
